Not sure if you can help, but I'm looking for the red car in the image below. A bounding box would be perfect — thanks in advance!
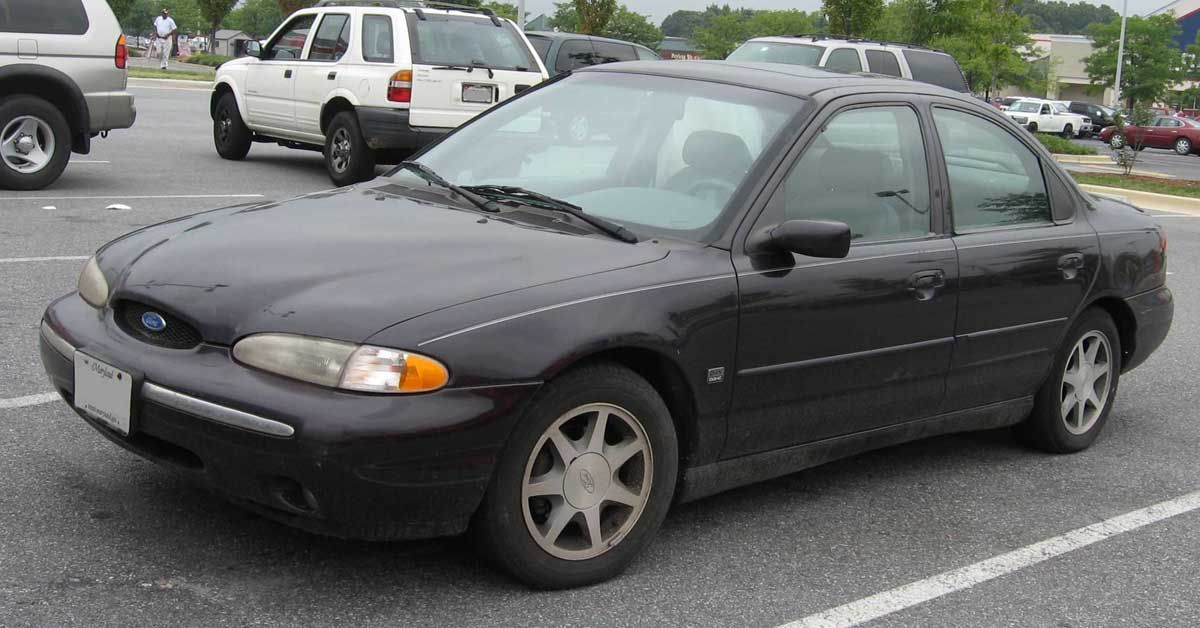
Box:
[1098,116,1200,155]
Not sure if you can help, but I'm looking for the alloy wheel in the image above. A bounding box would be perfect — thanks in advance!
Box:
[521,402,652,561]
[1060,330,1113,435]
[1110,134,1125,149]
[330,127,352,174]
[1,115,55,174]
[1176,138,1191,155]
[217,109,232,145]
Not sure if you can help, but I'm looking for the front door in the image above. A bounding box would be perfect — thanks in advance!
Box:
[294,12,351,138]
[245,13,316,133]
[928,104,1099,411]
[727,99,959,458]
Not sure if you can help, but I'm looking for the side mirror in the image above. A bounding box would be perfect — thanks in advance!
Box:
[245,40,261,58]
[747,219,851,259]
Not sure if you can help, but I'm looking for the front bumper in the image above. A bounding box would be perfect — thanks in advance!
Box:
[1123,285,1173,372]
[355,106,449,151]
[40,293,540,540]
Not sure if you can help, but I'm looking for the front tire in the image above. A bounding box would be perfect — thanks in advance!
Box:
[1175,137,1192,155]
[324,110,375,186]
[0,95,71,190]
[213,92,252,160]
[473,363,678,589]
[1019,308,1121,453]
[1061,124,1073,139]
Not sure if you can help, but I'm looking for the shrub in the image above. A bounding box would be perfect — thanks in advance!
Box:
[183,53,233,67]
[1035,134,1098,155]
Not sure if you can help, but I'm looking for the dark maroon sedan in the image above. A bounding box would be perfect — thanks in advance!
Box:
[1099,115,1200,154]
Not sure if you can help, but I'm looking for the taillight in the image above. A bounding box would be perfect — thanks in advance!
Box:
[388,69,412,103]
[115,34,128,69]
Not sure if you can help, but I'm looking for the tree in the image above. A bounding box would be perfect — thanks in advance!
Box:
[744,10,816,38]
[822,0,883,37]
[574,0,616,34]
[226,0,283,37]
[692,13,747,59]
[660,10,707,38]
[276,0,314,14]
[1012,0,1117,36]
[936,0,1033,98]
[1085,14,1183,108]
[197,0,237,44]
[548,1,577,31]
[602,6,660,48]
[483,1,518,21]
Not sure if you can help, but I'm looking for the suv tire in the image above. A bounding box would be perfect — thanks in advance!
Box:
[0,96,72,191]
[213,92,252,160]
[324,111,376,186]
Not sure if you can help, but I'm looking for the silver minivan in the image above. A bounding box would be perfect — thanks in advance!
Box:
[0,0,136,190]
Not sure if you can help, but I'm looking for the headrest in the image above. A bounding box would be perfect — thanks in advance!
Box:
[682,131,752,174]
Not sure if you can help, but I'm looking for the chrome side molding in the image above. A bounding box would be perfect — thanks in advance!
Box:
[142,383,295,438]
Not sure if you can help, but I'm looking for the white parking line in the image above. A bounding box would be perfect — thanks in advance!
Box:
[0,393,60,410]
[0,256,89,264]
[0,194,264,201]
[73,161,110,164]
[778,489,1200,628]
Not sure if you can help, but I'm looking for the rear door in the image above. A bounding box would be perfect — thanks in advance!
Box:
[294,11,352,137]
[246,13,316,132]
[404,12,544,129]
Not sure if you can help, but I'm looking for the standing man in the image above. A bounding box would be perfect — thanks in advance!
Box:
[153,8,177,70]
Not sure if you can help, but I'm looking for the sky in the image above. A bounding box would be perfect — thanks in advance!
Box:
[519,0,1181,30]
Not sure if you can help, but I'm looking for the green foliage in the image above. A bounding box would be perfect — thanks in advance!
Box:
[687,7,820,59]
[196,0,238,40]
[1011,0,1117,36]
[744,10,816,38]
[602,6,662,48]
[692,13,746,58]
[115,0,204,34]
[1035,133,1096,155]
[1085,14,1183,109]
[575,0,617,34]
[822,0,883,37]
[183,52,232,66]
[276,0,315,13]
[225,0,283,36]
[935,0,1033,97]
[547,2,578,30]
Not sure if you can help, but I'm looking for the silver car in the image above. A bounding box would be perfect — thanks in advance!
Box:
[0,0,136,190]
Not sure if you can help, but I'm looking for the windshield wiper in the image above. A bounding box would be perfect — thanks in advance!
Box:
[431,61,495,79]
[464,184,638,243]
[393,161,499,213]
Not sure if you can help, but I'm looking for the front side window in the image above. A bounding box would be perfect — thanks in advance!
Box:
[760,106,932,242]
[824,48,862,73]
[727,41,824,66]
[308,13,349,61]
[934,108,1051,231]
[403,72,800,242]
[556,39,595,72]
[265,14,315,60]
[865,50,901,77]
[361,14,393,63]
[0,0,88,35]
[407,14,537,71]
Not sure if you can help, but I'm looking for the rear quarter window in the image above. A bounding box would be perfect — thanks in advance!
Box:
[361,14,394,63]
[406,14,537,71]
[527,35,552,62]
[902,49,968,92]
[0,0,89,35]
[865,50,901,77]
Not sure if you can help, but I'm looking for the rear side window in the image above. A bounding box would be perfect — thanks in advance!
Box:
[865,50,901,77]
[362,15,393,63]
[902,50,968,92]
[824,48,862,73]
[308,13,350,61]
[727,41,824,66]
[406,14,537,71]
[0,0,89,35]
[592,41,636,63]
[556,39,595,73]
[527,35,551,61]
[635,46,658,60]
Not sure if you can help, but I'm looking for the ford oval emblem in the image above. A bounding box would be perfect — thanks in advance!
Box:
[579,468,596,494]
[141,311,167,332]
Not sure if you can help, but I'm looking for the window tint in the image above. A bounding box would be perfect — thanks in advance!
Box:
[902,49,968,92]
[527,35,552,61]
[592,41,636,63]
[361,15,393,63]
[635,45,659,60]
[407,14,536,71]
[308,13,350,61]
[556,39,595,73]
[865,50,901,77]
[266,14,315,60]
[0,0,88,34]
[824,48,862,73]
[727,41,824,66]
[762,106,932,242]
[933,108,1051,230]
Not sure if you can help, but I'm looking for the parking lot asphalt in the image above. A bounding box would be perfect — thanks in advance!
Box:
[2,83,1199,627]
[1071,137,1200,181]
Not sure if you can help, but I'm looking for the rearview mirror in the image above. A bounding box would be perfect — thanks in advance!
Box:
[245,40,261,58]
[747,219,851,258]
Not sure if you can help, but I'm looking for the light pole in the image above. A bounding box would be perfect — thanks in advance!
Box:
[518,0,525,30]
[1113,0,1128,109]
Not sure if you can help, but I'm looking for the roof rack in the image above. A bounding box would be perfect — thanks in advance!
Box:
[778,33,945,53]
[314,0,424,7]
[414,1,502,24]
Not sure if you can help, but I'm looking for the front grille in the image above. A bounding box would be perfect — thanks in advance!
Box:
[114,301,203,349]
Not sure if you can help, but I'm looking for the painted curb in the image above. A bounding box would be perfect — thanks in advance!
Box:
[1079,184,1200,215]
[1053,154,1112,165]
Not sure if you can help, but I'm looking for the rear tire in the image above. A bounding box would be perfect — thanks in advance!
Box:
[472,363,678,589]
[324,110,375,186]
[1175,137,1192,155]
[1018,308,1121,453]
[1110,133,1125,149]
[0,95,71,191]
[213,92,252,160]
[1028,122,1038,133]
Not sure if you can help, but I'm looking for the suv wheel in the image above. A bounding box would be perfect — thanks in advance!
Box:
[213,92,252,160]
[1060,124,1073,139]
[0,96,71,191]
[324,111,376,186]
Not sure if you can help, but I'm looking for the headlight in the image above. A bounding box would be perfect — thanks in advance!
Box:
[78,256,110,308]
[232,333,449,393]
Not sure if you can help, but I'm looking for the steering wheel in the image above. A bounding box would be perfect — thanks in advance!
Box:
[686,179,737,203]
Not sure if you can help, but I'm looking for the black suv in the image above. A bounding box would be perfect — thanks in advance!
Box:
[525,31,659,76]
[1068,101,1116,135]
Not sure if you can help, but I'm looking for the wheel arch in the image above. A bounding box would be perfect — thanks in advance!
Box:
[320,94,359,135]
[1081,295,1137,371]
[0,65,90,152]
[209,79,247,122]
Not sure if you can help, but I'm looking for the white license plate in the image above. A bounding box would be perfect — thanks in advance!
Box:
[462,84,495,104]
[74,351,133,435]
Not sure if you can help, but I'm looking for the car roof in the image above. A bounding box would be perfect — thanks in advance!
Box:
[576,60,971,100]
[525,30,653,49]
[745,35,950,55]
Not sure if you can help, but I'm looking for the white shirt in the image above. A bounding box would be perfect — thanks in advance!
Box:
[154,16,177,38]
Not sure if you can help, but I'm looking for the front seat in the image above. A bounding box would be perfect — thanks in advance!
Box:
[664,130,753,204]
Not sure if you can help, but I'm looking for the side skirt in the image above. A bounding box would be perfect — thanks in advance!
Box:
[675,397,1034,503]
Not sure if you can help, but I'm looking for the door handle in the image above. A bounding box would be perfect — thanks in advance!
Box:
[1058,253,1085,279]
[327,71,337,80]
[908,269,945,302]
[284,69,292,78]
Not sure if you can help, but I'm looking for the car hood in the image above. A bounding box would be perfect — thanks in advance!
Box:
[98,185,667,346]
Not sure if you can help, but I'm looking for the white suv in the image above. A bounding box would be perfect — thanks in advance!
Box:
[726,36,969,93]
[211,0,548,185]
[1003,98,1091,138]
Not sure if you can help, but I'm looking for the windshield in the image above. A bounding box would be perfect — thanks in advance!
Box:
[406,13,536,71]
[1012,101,1040,113]
[727,41,825,66]
[399,72,800,241]
[1052,103,1071,114]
